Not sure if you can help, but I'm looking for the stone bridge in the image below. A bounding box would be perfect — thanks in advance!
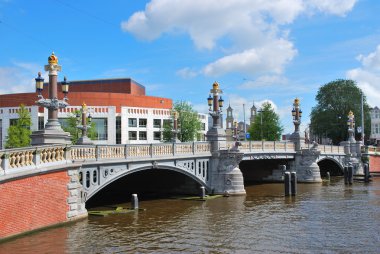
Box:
[0,140,366,240]
[0,141,348,200]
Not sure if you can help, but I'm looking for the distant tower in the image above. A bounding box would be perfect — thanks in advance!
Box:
[226,102,234,129]
[250,100,257,124]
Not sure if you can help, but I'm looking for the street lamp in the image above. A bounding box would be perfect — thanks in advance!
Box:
[207,81,224,128]
[76,102,94,145]
[292,98,302,133]
[31,52,71,145]
[258,108,263,140]
[347,110,355,142]
[172,109,180,142]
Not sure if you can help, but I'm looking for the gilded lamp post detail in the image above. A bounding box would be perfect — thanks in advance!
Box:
[76,103,94,145]
[289,98,303,150]
[347,110,355,143]
[31,53,71,145]
[206,82,226,152]
[172,110,180,143]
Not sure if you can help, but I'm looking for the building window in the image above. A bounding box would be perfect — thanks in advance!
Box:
[153,119,161,128]
[116,116,121,144]
[154,131,161,140]
[163,119,171,128]
[139,131,147,140]
[201,123,206,131]
[9,119,18,126]
[0,119,2,150]
[139,118,147,127]
[129,131,137,140]
[376,124,379,134]
[92,118,108,140]
[38,117,44,130]
[129,118,137,127]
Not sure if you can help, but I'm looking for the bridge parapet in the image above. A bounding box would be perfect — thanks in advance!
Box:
[71,142,212,162]
[0,145,70,177]
[228,141,295,152]
[301,143,344,154]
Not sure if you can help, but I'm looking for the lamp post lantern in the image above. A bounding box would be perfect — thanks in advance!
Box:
[172,110,180,142]
[76,102,94,145]
[292,98,302,134]
[206,81,226,151]
[207,81,224,128]
[31,52,71,145]
[289,98,303,150]
[347,110,356,142]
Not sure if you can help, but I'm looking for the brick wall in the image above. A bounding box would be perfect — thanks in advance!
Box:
[0,171,70,239]
[369,155,380,173]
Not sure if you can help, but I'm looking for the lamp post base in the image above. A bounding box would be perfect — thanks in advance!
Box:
[31,129,71,146]
[77,136,94,145]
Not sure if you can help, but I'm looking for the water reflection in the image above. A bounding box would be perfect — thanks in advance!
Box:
[1,178,379,253]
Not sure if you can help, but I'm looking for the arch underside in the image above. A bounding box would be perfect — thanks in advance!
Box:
[317,156,344,176]
[80,158,210,202]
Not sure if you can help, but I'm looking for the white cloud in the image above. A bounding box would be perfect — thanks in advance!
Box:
[0,62,41,94]
[306,0,356,16]
[239,75,288,89]
[176,67,198,79]
[122,0,356,77]
[203,40,297,76]
[346,44,380,107]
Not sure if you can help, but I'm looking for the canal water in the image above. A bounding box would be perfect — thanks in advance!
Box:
[1,177,379,253]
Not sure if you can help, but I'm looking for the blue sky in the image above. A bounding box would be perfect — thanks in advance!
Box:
[1,0,380,134]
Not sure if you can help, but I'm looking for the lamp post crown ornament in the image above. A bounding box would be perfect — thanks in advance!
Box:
[294,97,300,106]
[48,52,58,65]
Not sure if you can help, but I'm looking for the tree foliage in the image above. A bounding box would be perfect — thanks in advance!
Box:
[163,101,202,142]
[310,79,371,145]
[248,102,283,141]
[61,110,97,144]
[5,104,32,148]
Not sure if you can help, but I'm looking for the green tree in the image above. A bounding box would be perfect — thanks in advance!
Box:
[5,104,32,148]
[310,79,371,145]
[163,101,202,142]
[248,102,283,141]
[61,110,97,144]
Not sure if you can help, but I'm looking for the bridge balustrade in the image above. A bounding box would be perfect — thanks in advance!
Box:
[228,141,295,152]
[70,142,212,162]
[0,145,68,176]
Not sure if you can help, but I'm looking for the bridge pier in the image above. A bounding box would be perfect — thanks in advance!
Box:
[292,145,322,183]
[209,150,246,195]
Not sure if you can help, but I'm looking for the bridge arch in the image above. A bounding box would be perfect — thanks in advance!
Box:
[80,160,210,203]
[317,157,344,176]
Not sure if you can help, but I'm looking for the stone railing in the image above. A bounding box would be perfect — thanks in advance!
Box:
[366,146,380,155]
[71,142,212,161]
[301,143,344,154]
[0,145,70,177]
[229,141,295,152]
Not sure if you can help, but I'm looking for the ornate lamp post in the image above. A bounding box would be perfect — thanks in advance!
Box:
[206,81,226,151]
[292,98,302,134]
[207,81,224,128]
[31,53,71,145]
[76,102,94,145]
[347,110,356,142]
[172,110,180,143]
[289,98,303,150]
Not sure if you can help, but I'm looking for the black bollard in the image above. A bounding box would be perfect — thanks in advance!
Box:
[364,163,370,183]
[200,186,206,199]
[284,172,291,196]
[131,194,139,209]
[326,172,330,181]
[348,166,353,185]
[291,172,297,196]
[344,166,348,185]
